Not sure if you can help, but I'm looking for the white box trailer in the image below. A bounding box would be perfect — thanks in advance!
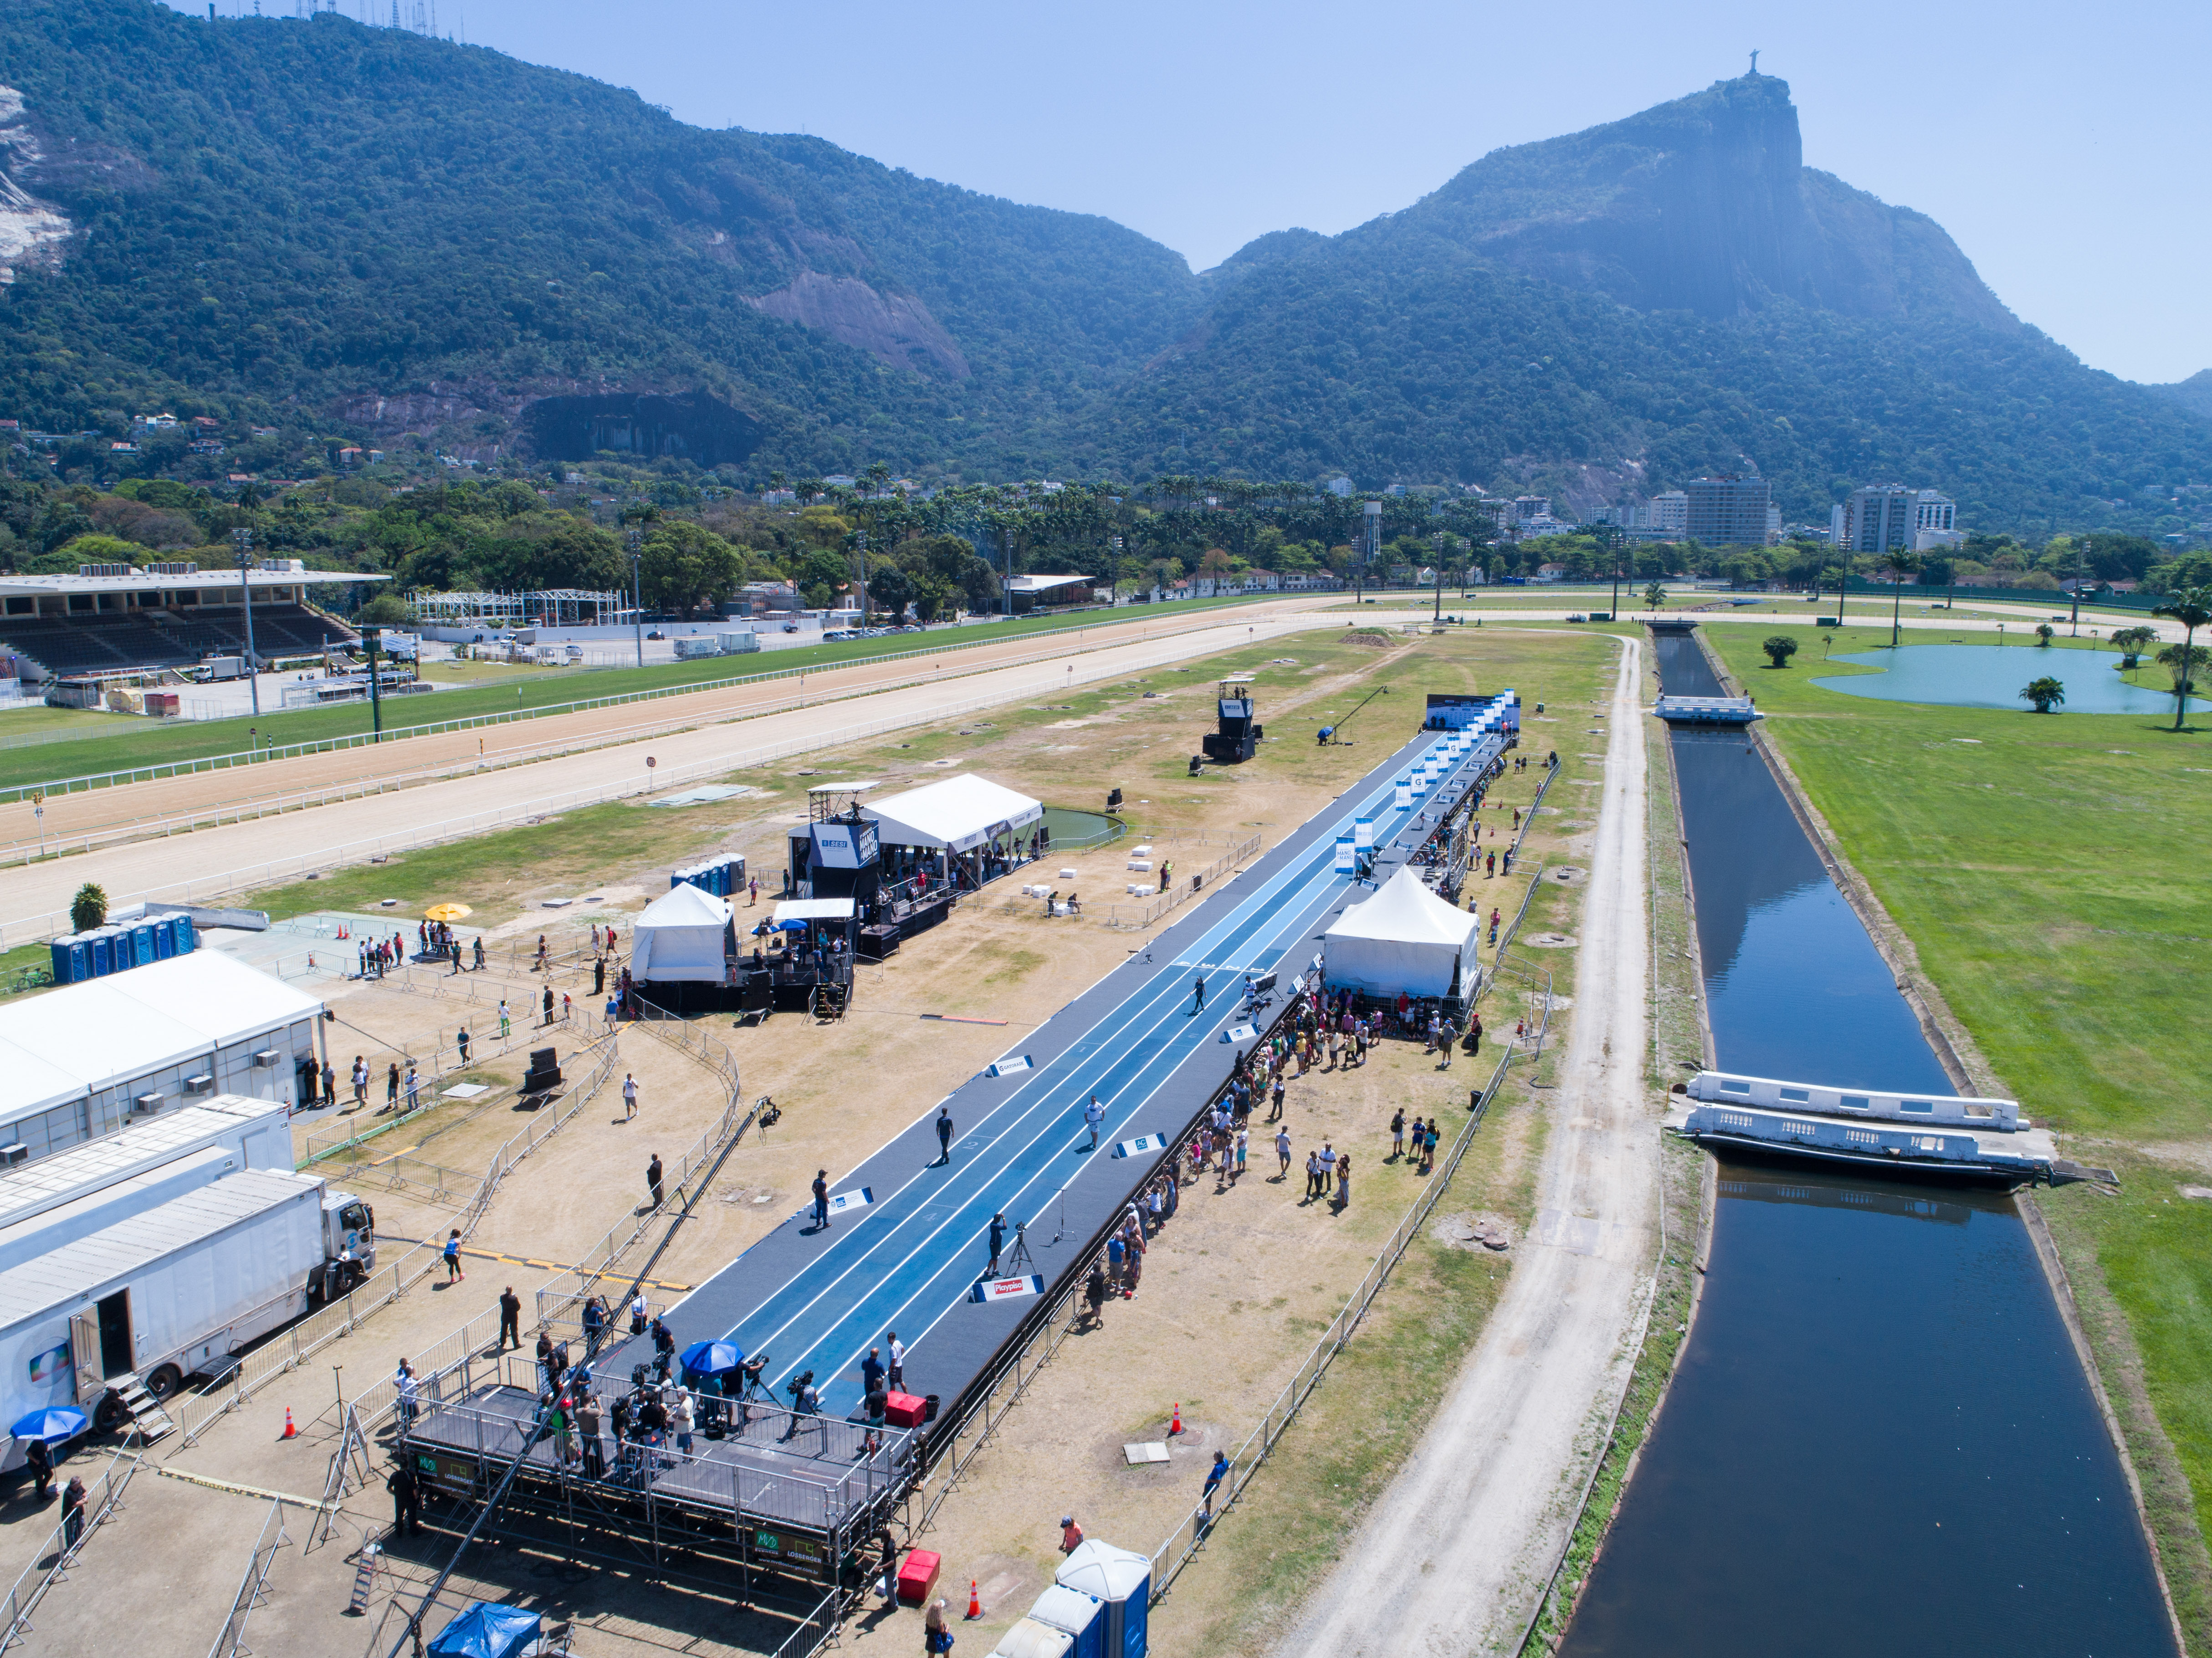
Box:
[0,1169,358,1455]
[0,1095,291,1236]
[0,1145,247,1274]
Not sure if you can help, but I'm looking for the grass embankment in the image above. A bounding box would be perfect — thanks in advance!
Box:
[0,597,1284,792]
[1698,619,2212,1649]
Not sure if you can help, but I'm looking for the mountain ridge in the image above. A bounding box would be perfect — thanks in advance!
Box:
[0,2,2202,537]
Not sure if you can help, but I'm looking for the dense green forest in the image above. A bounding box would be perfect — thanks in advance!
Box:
[0,0,2207,542]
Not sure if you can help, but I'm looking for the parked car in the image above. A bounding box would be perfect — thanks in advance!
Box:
[781,623,800,633]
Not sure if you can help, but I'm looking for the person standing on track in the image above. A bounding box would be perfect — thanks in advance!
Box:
[987,1213,1006,1275]
[1191,973,1206,1014]
[1084,1095,1105,1149]
[812,1170,830,1229]
[936,1107,954,1165]
[886,1331,905,1391]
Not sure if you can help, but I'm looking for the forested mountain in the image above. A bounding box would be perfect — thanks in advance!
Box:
[0,1,2204,537]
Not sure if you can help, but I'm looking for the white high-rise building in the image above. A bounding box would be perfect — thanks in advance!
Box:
[1649,491,1688,533]
[1831,486,1960,554]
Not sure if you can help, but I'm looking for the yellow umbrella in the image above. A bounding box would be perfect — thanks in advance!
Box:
[423,903,473,923]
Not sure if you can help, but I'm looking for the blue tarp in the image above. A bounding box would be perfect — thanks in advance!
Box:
[427,1602,541,1658]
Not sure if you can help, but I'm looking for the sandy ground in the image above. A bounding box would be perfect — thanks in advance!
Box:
[0,601,1346,870]
[0,625,1640,1658]
[1277,633,1659,1658]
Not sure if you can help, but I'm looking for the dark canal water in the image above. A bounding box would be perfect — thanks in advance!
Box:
[1557,632,2176,1658]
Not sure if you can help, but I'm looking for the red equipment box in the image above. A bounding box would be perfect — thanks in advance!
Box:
[883,1390,927,1428]
[896,1548,941,1607]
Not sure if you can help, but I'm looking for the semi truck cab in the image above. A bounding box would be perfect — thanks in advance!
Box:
[309,1189,376,1305]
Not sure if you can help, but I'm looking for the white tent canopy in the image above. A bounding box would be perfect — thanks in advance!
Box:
[1323,868,1480,998]
[773,898,854,923]
[0,952,324,1123]
[866,774,1043,855]
[629,882,733,983]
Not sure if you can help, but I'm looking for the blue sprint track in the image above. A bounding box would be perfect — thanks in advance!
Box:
[615,721,1511,1421]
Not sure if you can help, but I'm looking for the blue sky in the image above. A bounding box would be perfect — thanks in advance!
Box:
[214,0,2208,384]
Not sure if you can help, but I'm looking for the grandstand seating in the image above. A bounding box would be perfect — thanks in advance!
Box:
[0,604,358,680]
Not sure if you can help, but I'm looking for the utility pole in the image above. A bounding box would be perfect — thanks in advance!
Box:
[1000,524,1013,619]
[233,528,261,715]
[2070,535,2086,635]
[627,529,644,668]
[853,530,869,626]
[1431,532,1444,625]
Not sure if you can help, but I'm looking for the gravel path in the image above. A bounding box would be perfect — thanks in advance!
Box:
[1278,633,1659,1658]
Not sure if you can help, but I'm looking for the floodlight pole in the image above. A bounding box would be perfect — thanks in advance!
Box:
[628,530,644,668]
[2070,538,2085,635]
[362,626,384,740]
[233,528,261,715]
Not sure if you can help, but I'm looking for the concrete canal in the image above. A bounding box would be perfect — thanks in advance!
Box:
[1557,630,2177,1658]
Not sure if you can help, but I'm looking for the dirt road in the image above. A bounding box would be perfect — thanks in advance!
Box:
[1277,635,1658,1658]
[0,608,1337,940]
[0,601,1342,858]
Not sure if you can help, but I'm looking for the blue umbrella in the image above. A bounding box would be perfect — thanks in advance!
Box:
[680,1341,743,1377]
[11,1407,87,1445]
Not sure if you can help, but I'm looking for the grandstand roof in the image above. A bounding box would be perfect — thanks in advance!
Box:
[0,568,384,599]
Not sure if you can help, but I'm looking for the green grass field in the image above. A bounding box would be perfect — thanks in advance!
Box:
[1697,619,2212,1601]
[0,596,1289,793]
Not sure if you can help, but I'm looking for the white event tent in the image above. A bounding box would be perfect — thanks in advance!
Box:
[629,882,735,983]
[0,951,326,1164]
[1322,868,1481,998]
[865,774,1043,854]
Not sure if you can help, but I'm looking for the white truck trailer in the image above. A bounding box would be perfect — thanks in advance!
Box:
[0,1095,292,1233]
[0,1167,374,1456]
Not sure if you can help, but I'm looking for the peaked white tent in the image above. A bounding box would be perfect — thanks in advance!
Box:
[1323,868,1480,998]
[865,774,1043,854]
[629,882,733,983]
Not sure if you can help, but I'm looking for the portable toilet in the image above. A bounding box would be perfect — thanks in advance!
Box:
[1055,1541,1149,1658]
[1026,1585,1107,1658]
[49,934,86,985]
[988,1617,1075,1658]
[131,922,159,968]
[174,914,197,955]
[152,919,175,960]
[88,930,114,978]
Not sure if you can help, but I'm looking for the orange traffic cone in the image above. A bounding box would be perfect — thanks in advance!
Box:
[966,1580,982,1620]
[1169,1403,1182,1436]
[282,1407,297,1440]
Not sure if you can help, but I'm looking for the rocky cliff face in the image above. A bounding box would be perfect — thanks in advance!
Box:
[1400,74,2014,328]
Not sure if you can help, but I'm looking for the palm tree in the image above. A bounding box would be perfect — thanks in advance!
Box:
[1883,549,1920,647]
[2152,585,2212,732]
[2110,625,2157,670]
[1643,580,1667,612]
[2019,676,2065,714]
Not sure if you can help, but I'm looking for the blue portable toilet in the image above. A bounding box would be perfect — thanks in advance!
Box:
[131,923,158,968]
[1056,1541,1150,1658]
[1026,1586,1106,1658]
[107,926,134,971]
[49,936,84,985]
[152,918,174,960]
[88,931,113,978]
[174,915,197,955]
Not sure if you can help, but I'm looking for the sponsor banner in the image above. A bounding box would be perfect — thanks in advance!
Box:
[1114,1133,1167,1158]
[1220,1024,1256,1044]
[969,1274,1045,1304]
[987,1054,1034,1077]
[1334,835,1356,872]
[826,1186,873,1215]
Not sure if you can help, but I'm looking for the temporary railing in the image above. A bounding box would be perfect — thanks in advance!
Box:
[0,1448,139,1650]
[174,1036,620,1446]
[0,622,1321,951]
[205,1495,289,1658]
[1141,904,1558,1601]
[1101,832,1263,929]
